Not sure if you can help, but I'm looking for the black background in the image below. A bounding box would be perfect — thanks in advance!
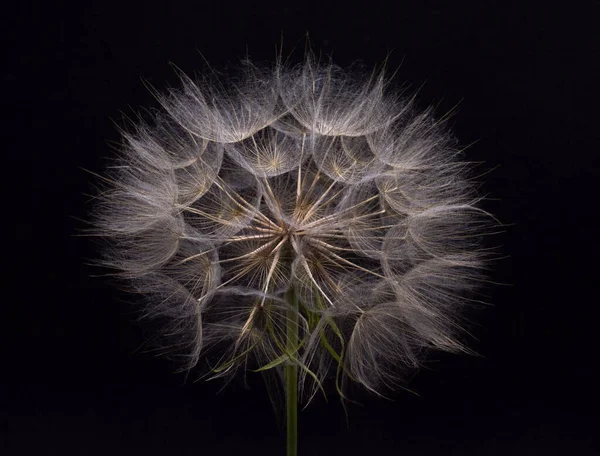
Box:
[4,1,599,455]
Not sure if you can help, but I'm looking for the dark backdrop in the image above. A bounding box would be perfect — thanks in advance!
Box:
[4,1,599,455]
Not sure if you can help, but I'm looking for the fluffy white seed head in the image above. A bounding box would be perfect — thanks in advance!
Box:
[90,54,494,402]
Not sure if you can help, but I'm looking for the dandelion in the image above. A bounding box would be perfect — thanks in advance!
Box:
[88,53,493,455]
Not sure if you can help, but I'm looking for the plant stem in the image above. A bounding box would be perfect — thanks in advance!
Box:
[285,288,299,456]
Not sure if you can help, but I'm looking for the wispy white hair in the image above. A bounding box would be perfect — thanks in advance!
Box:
[89,52,495,403]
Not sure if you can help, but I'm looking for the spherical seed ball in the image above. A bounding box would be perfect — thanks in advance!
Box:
[91,54,493,401]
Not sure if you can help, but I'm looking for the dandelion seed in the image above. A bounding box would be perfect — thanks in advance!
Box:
[88,52,495,455]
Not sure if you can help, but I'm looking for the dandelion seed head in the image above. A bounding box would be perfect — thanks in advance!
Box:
[90,53,494,401]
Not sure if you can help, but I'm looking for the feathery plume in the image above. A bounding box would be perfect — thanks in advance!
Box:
[88,53,494,416]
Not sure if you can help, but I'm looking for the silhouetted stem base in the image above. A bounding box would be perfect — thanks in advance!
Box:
[285,289,298,456]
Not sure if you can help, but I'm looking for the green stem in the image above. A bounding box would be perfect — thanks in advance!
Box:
[285,288,299,456]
